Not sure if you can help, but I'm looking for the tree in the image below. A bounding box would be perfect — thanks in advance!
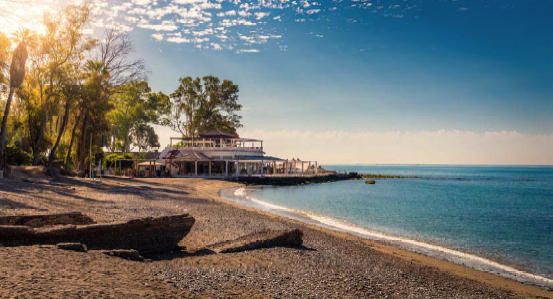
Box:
[71,30,144,175]
[133,124,160,152]
[45,6,96,170]
[0,41,28,173]
[20,5,92,165]
[0,33,10,91]
[0,3,171,177]
[106,81,169,152]
[73,60,111,174]
[165,76,242,137]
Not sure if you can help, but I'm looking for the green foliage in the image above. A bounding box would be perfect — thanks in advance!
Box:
[0,2,249,176]
[133,124,160,151]
[165,75,242,137]
[104,153,134,169]
[4,146,32,165]
[107,81,169,152]
[0,32,10,91]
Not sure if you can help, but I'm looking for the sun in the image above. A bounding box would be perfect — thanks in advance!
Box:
[0,0,68,36]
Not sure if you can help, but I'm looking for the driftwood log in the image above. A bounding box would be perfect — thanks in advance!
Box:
[0,214,195,254]
[0,212,95,228]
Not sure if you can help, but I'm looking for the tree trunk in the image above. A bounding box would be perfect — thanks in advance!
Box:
[76,113,89,176]
[47,99,71,171]
[122,133,130,153]
[64,111,81,169]
[33,77,53,165]
[33,100,49,164]
[0,87,16,172]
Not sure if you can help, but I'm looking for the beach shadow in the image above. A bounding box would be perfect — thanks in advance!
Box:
[145,244,316,261]
[144,247,214,261]
[294,245,317,252]
[0,197,39,210]
[76,177,192,199]
[3,176,190,203]
[0,179,115,205]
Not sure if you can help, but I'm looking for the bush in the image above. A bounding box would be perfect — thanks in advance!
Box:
[4,146,32,166]
[104,153,135,169]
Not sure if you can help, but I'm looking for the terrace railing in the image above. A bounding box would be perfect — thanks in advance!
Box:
[167,137,264,152]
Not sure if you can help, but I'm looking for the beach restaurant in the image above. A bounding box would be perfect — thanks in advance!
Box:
[135,130,320,178]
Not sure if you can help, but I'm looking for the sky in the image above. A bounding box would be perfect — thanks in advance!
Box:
[1,0,552,164]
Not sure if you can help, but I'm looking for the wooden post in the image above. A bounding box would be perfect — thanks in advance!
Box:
[225,160,229,177]
[315,161,318,175]
[194,161,198,176]
[235,161,239,177]
[208,161,212,177]
[260,160,264,176]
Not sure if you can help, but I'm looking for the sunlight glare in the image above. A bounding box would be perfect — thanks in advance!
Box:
[0,0,72,36]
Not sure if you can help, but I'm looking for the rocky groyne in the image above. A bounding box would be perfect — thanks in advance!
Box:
[231,172,361,186]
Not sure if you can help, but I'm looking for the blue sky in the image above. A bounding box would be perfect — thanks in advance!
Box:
[2,0,552,163]
[116,0,553,135]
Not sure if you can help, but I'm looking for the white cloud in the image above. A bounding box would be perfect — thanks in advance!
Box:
[151,33,164,41]
[255,12,270,20]
[0,0,432,52]
[211,42,223,50]
[167,36,191,43]
[137,20,179,32]
[238,48,260,53]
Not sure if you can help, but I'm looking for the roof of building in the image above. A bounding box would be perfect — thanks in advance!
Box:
[107,151,160,159]
[235,155,284,161]
[160,150,212,161]
[198,129,239,139]
[137,161,163,166]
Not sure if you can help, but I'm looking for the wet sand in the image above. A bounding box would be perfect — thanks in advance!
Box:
[0,177,551,298]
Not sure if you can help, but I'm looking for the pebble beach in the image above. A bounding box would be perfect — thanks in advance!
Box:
[0,176,550,298]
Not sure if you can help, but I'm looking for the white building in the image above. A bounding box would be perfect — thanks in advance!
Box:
[137,130,318,177]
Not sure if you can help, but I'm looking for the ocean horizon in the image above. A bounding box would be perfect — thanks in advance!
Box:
[222,165,553,288]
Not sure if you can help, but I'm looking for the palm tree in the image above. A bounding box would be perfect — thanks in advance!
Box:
[0,41,28,174]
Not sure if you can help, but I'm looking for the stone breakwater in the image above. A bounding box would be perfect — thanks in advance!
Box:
[230,172,361,186]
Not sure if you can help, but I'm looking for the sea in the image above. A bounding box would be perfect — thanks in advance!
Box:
[221,165,553,288]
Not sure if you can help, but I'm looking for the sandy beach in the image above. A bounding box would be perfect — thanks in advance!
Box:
[0,176,551,298]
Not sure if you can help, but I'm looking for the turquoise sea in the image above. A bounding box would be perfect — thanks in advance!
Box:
[224,165,553,287]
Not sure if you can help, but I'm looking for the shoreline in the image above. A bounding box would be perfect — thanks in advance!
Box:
[214,184,553,297]
[1,177,551,298]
